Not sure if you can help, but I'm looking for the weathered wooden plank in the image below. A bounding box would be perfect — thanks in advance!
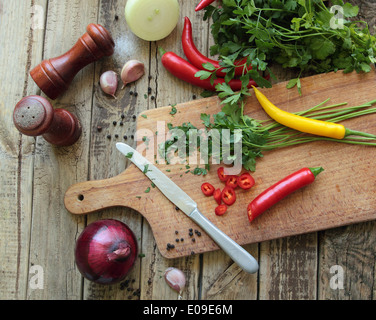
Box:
[318,223,376,300]
[0,0,47,300]
[259,234,318,300]
[256,63,319,300]
[316,0,376,301]
[141,0,204,300]
[82,0,147,300]
[199,5,259,300]
[26,0,99,299]
[201,244,258,300]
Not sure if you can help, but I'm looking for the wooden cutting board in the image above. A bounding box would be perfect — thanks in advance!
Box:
[64,70,376,259]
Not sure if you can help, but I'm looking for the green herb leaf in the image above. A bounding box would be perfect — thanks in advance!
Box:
[143,164,150,174]
[195,70,212,80]
[170,105,177,115]
[202,62,216,71]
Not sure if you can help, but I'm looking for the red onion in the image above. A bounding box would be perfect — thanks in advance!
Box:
[75,219,138,285]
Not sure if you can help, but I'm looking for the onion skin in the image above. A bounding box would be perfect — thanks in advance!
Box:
[75,219,138,285]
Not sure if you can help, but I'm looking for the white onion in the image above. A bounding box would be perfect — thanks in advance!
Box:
[125,0,180,41]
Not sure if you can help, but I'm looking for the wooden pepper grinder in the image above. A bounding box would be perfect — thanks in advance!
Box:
[30,23,115,100]
[13,96,82,146]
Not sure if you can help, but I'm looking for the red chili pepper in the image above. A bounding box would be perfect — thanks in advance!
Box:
[215,204,227,216]
[159,48,257,92]
[226,176,238,189]
[201,182,215,196]
[237,173,255,190]
[221,186,236,206]
[195,0,216,11]
[213,188,222,205]
[247,167,324,222]
[217,167,229,182]
[182,17,251,78]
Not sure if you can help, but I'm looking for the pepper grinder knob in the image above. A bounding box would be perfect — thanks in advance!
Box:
[13,96,82,146]
[30,23,115,100]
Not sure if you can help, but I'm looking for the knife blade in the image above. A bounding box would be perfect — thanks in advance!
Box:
[116,143,259,274]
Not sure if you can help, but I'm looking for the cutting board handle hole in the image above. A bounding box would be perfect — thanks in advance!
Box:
[77,194,84,201]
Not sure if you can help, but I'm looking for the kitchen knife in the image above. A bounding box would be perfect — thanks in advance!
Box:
[116,143,259,274]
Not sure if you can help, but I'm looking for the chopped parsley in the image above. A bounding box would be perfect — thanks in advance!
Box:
[170,104,177,115]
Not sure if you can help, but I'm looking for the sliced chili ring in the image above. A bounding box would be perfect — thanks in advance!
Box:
[217,167,229,182]
[215,204,227,216]
[237,173,255,190]
[221,186,236,206]
[201,182,215,196]
[226,175,238,189]
[213,188,222,205]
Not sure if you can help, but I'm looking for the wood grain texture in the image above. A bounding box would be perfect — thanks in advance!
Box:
[65,70,376,260]
[0,0,47,299]
[26,0,99,300]
[2,0,376,301]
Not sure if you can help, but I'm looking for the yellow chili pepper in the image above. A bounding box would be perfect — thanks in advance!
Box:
[253,86,346,139]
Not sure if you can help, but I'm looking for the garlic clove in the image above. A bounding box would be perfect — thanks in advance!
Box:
[121,60,145,88]
[164,267,186,296]
[100,71,118,98]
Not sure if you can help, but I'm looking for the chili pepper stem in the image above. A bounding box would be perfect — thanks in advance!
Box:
[309,167,324,178]
[345,128,376,139]
[158,47,167,57]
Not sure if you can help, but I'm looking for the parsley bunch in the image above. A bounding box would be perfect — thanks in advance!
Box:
[202,0,376,97]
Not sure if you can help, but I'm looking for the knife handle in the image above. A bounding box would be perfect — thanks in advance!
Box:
[189,208,259,274]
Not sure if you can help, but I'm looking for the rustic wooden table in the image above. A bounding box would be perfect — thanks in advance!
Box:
[1,0,375,300]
